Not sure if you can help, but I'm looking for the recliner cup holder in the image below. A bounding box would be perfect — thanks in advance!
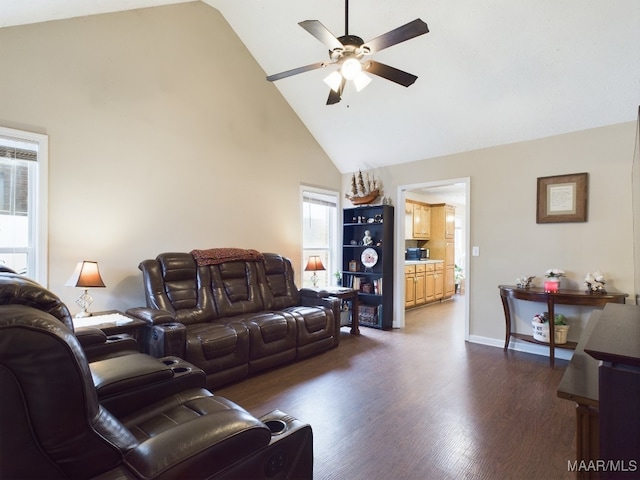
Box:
[265,419,287,435]
[172,366,191,374]
[162,359,179,366]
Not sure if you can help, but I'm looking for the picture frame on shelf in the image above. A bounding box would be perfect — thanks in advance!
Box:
[349,260,358,272]
[536,172,588,223]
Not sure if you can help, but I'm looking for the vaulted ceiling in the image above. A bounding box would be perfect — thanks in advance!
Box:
[3,0,640,173]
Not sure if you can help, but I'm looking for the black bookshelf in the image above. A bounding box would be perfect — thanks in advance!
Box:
[342,204,394,330]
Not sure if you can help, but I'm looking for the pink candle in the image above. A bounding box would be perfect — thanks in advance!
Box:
[544,280,559,293]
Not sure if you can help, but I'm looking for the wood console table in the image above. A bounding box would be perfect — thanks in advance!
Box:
[499,285,627,367]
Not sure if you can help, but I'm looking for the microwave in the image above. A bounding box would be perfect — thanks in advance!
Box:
[406,248,429,260]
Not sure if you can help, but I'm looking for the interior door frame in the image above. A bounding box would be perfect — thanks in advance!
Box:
[394,177,470,341]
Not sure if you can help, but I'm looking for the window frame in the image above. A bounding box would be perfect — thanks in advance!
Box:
[0,126,48,285]
[300,185,339,288]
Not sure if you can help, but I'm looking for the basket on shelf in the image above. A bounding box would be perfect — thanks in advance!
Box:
[531,317,570,344]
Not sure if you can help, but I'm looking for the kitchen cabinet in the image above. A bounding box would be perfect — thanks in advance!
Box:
[444,242,455,297]
[405,264,426,307]
[435,262,444,299]
[405,261,444,308]
[425,263,436,303]
[429,204,456,300]
[405,265,416,308]
[415,264,426,305]
[405,201,430,240]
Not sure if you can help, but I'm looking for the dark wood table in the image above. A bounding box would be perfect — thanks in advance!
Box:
[499,285,628,367]
[558,304,640,479]
[73,309,147,344]
[310,287,360,335]
[557,311,602,478]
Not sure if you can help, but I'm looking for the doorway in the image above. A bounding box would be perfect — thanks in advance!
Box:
[394,177,470,340]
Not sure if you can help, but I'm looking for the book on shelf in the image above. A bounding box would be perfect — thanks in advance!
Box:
[345,274,361,291]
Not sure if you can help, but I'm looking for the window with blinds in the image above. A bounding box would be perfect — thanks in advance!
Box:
[301,187,339,288]
[0,127,48,283]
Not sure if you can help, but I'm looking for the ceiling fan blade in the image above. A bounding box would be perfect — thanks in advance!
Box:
[299,20,344,51]
[326,77,346,105]
[363,18,429,54]
[364,61,418,87]
[267,61,330,82]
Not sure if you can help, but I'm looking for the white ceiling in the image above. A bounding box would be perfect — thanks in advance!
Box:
[2,0,639,173]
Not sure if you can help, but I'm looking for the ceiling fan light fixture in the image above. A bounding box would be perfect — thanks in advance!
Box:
[323,71,343,92]
[265,1,429,106]
[353,71,372,92]
[340,58,362,80]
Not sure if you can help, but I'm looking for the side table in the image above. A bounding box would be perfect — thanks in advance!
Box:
[72,310,147,344]
[311,287,360,335]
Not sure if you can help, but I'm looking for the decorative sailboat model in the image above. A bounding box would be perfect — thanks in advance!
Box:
[345,171,380,205]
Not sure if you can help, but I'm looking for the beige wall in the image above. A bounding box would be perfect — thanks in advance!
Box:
[0,2,341,312]
[0,1,635,349]
[347,122,637,343]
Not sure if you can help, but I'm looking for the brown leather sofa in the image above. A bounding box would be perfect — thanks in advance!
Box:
[127,251,341,388]
[0,303,313,479]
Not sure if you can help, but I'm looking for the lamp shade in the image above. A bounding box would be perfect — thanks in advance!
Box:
[304,256,326,272]
[65,261,106,288]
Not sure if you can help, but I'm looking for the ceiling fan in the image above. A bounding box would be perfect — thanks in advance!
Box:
[266,0,429,105]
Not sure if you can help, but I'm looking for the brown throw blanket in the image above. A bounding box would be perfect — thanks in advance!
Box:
[190,248,264,266]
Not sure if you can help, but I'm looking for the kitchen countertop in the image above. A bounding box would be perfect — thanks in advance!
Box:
[405,259,443,265]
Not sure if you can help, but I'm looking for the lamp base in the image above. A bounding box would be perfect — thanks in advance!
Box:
[75,288,94,318]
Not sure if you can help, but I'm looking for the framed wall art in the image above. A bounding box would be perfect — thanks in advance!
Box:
[536,172,588,223]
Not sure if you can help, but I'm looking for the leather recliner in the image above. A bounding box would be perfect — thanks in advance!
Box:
[0,270,139,362]
[0,304,313,479]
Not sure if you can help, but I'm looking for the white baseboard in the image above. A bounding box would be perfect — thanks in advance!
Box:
[468,335,573,362]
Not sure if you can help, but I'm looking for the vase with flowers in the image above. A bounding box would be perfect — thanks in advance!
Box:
[584,271,606,293]
[544,268,565,293]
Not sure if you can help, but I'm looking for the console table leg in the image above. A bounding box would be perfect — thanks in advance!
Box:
[547,297,555,368]
[500,294,512,351]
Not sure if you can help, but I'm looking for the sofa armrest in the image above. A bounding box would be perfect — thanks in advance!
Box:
[299,287,328,299]
[75,326,109,346]
[299,293,341,347]
[125,308,188,357]
[123,410,271,479]
[75,326,140,362]
[125,307,175,326]
[91,355,206,418]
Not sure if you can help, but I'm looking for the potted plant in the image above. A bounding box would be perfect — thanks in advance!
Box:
[454,264,464,294]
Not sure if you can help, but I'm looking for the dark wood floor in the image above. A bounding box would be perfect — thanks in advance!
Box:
[216,296,577,479]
